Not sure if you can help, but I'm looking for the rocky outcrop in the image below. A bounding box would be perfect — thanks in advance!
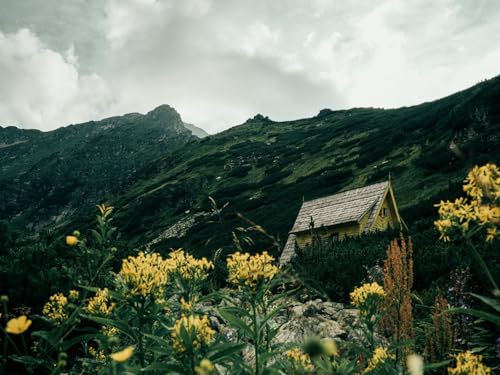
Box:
[210,297,364,349]
[274,299,362,345]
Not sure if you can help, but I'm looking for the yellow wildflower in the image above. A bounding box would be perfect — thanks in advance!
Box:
[119,252,169,297]
[88,346,107,361]
[180,297,196,313]
[486,227,497,242]
[407,354,424,375]
[226,251,278,288]
[101,325,120,337]
[5,315,32,334]
[448,351,490,375]
[320,338,338,357]
[97,203,113,218]
[171,315,216,354]
[435,164,499,242]
[195,358,215,375]
[68,290,79,301]
[85,288,115,316]
[286,347,314,372]
[43,293,68,324]
[350,282,385,312]
[109,346,134,362]
[364,347,394,373]
[165,249,213,282]
[65,235,79,246]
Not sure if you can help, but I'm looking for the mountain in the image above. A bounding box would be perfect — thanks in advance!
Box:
[0,104,198,233]
[183,122,209,138]
[107,77,500,256]
[2,76,499,257]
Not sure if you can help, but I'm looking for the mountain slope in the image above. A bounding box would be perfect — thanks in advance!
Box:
[2,76,499,257]
[0,105,198,232]
[109,77,500,256]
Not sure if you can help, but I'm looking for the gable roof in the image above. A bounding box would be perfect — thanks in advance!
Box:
[289,181,389,234]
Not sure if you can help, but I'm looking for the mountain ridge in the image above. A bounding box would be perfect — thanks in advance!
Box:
[1,76,499,258]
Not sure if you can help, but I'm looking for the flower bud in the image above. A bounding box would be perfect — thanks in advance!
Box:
[66,235,79,246]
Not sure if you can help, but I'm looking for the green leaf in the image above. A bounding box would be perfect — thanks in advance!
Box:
[31,330,58,346]
[141,362,184,373]
[448,307,500,326]
[470,293,500,313]
[81,314,136,339]
[61,333,99,351]
[142,333,171,349]
[424,359,453,369]
[179,324,193,353]
[222,305,250,318]
[218,308,253,337]
[9,355,45,366]
[207,343,247,362]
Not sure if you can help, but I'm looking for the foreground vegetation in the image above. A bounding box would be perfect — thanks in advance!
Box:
[0,165,499,374]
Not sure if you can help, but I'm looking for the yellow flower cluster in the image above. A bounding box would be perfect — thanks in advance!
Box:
[195,358,215,375]
[43,293,68,324]
[165,249,213,282]
[101,325,120,337]
[180,297,195,313]
[5,315,32,334]
[435,164,499,242]
[171,315,216,353]
[286,347,314,372]
[364,347,394,373]
[88,346,107,362]
[119,252,169,297]
[448,351,491,375]
[350,282,385,310]
[226,251,278,288]
[85,288,115,316]
[68,289,80,301]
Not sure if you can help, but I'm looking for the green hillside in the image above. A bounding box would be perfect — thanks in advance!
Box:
[1,76,499,258]
[0,105,197,233]
[110,76,500,256]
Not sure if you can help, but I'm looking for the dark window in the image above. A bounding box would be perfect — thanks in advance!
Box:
[380,208,388,217]
[331,233,339,242]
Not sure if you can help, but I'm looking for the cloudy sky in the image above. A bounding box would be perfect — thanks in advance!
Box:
[1,0,499,134]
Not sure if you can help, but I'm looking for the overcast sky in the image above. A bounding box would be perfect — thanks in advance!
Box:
[1,0,499,134]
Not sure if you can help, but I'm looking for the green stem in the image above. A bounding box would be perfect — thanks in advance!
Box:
[251,300,260,375]
[0,327,21,355]
[138,299,145,368]
[20,334,28,355]
[467,238,498,290]
[2,301,8,366]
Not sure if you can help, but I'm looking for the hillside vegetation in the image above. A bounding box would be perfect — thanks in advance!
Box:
[111,76,500,256]
[0,105,197,233]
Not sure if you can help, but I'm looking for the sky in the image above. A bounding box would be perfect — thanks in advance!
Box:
[0,1,499,134]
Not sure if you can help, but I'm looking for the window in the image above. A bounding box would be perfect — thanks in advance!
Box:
[331,233,339,242]
[380,208,388,217]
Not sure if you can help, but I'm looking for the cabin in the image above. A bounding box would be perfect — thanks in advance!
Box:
[279,180,405,264]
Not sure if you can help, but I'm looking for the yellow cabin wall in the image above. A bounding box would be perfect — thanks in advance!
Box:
[372,195,399,231]
[294,222,360,248]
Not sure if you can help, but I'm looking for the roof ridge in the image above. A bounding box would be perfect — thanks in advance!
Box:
[303,180,389,205]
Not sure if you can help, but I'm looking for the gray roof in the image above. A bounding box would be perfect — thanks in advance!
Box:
[289,181,389,234]
[279,234,296,265]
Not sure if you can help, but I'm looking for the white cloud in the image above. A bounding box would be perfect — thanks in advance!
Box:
[1,0,500,132]
[0,29,114,130]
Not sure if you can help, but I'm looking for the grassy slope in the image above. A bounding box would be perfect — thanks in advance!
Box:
[111,76,500,257]
[0,105,196,232]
